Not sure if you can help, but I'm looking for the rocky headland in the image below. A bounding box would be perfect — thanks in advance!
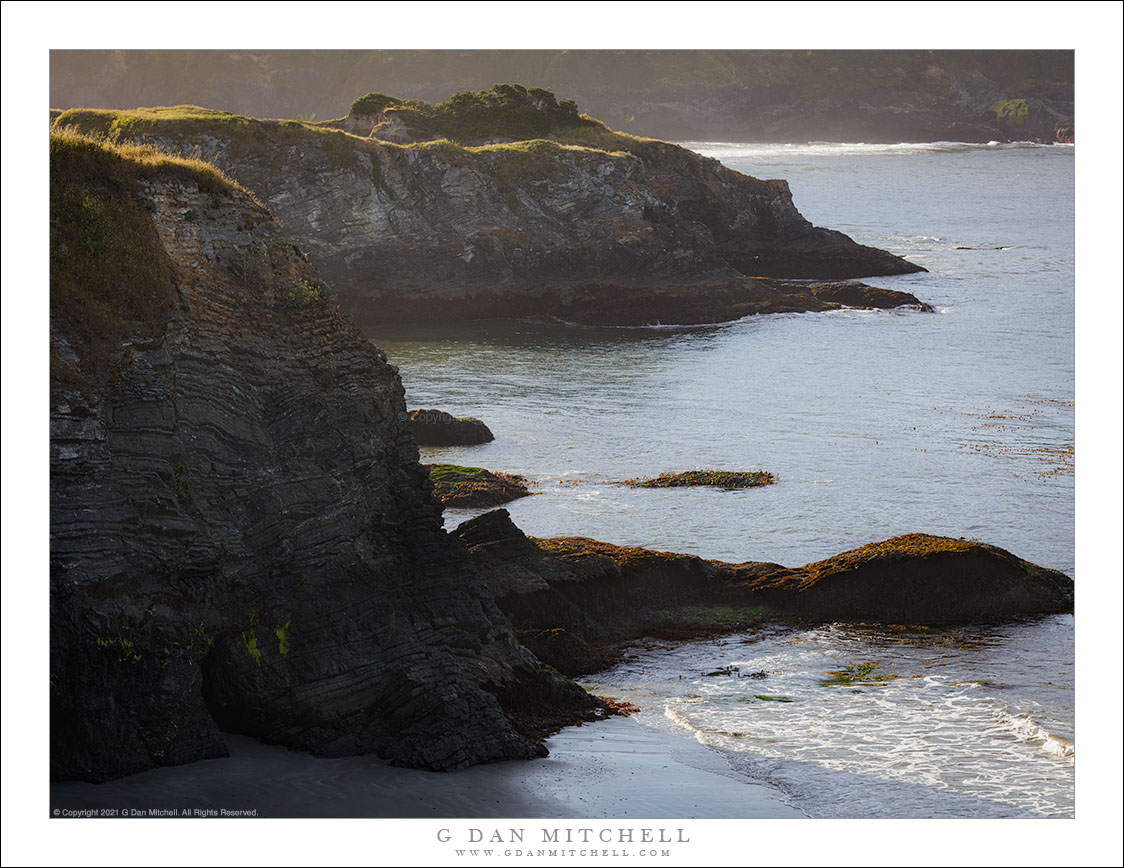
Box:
[52,86,928,328]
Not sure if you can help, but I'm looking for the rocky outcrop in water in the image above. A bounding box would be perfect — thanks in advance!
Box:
[49,133,601,782]
[409,409,494,446]
[426,464,533,509]
[54,91,926,328]
[454,511,1075,677]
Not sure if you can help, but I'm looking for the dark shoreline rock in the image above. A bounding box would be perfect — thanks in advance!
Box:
[369,277,931,328]
[409,409,494,446]
[806,281,935,313]
[454,511,1074,678]
[426,464,533,509]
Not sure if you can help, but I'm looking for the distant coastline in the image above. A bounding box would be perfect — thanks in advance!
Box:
[49,49,1074,144]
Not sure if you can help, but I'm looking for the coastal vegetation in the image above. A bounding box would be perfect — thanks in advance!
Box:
[426,464,533,508]
[532,535,690,570]
[52,106,366,171]
[51,100,638,172]
[819,661,898,687]
[49,130,243,386]
[282,278,330,310]
[796,534,986,586]
[620,470,776,489]
[349,83,599,144]
[988,98,1030,126]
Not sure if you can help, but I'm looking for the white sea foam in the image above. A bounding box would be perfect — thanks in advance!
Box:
[587,618,1074,818]
[995,706,1075,759]
[680,140,1073,160]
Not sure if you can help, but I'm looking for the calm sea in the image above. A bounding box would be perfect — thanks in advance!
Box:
[368,141,1075,818]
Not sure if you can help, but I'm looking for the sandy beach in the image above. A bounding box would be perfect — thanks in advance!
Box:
[49,716,802,819]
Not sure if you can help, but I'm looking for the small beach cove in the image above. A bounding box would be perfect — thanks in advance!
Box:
[50,719,803,819]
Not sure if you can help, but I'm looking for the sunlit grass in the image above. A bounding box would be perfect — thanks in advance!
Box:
[50,125,249,197]
[49,130,247,386]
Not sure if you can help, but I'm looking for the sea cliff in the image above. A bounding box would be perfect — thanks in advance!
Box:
[53,88,927,328]
[49,132,600,781]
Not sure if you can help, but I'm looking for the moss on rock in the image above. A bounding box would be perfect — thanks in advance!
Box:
[620,469,776,489]
[426,464,533,509]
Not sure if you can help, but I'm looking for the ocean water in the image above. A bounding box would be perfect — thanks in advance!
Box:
[367,141,1075,818]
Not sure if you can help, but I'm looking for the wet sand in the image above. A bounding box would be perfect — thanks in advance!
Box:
[50,716,802,819]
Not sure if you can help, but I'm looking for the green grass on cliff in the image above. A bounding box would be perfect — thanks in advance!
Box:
[54,105,260,141]
[53,96,665,182]
[49,130,242,385]
[51,126,244,194]
[349,82,672,160]
[52,106,365,170]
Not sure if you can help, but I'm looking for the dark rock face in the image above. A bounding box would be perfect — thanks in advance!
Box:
[806,281,936,312]
[454,512,1074,677]
[50,144,598,782]
[453,510,747,677]
[55,107,926,327]
[409,409,494,446]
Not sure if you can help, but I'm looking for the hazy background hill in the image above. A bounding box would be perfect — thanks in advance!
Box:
[50,49,1074,143]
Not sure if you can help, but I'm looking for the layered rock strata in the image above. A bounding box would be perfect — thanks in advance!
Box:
[49,134,600,782]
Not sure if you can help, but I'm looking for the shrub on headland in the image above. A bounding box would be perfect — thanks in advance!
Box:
[350,83,598,144]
